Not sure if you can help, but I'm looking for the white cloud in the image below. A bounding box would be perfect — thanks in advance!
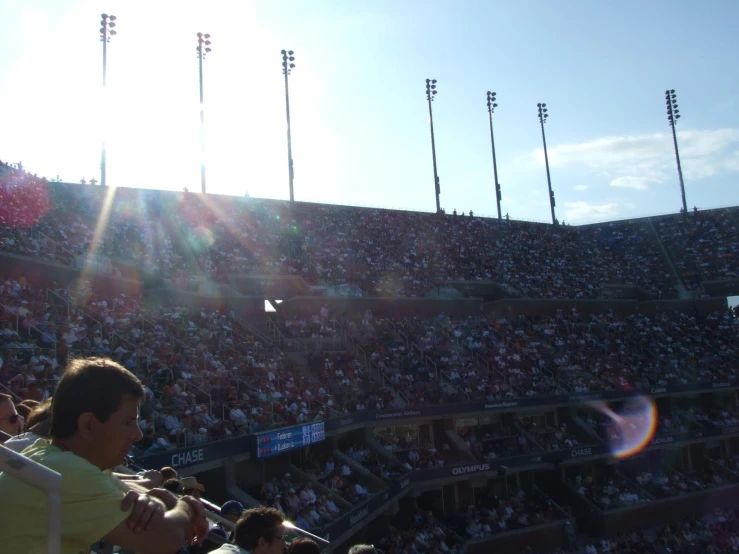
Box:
[609,176,660,191]
[563,201,619,222]
[573,185,588,191]
[527,128,739,192]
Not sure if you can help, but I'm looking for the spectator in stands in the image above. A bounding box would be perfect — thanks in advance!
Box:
[160,466,179,481]
[15,398,39,420]
[0,392,22,435]
[211,506,286,554]
[0,357,210,553]
[211,500,245,542]
[163,478,184,494]
[4,397,51,452]
[182,475,206,498]
[287,537,321,554]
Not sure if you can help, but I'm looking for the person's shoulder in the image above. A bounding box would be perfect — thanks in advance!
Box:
[208,544,247,554]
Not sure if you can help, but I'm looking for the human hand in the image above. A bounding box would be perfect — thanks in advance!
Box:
[146,488,179,511]
[121,490,165,533]
[142,469,164,487]
[180,495,209,545]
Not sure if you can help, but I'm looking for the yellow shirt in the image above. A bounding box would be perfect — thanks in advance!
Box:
[0,439,132,554]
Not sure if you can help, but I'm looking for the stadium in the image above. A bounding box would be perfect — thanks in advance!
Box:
[2,3,739,554]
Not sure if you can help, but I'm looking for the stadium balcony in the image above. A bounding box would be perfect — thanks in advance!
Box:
[7,167,739,301]
[654,208,739,294]
[547,450,739,538]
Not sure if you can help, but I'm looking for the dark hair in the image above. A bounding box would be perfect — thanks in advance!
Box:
[233,507,285,551]
[15,403,34,419]
[162,478,183,494]
[287,537,321,554]
[160,466,178,481]
[348,546,378,554]
[26,399,52,428]
[50,357,144,439]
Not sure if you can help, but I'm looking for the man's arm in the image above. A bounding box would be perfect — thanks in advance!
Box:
[104,498,195,554]
[114,469,164,489]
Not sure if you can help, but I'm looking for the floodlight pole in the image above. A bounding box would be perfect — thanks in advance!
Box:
[538,102,556,225]
[666,89,687,213]
[487,91,501,219]
[282,50,296,202]
[99,14,117,187]
[426,79,441,213]
[197,32,212,194]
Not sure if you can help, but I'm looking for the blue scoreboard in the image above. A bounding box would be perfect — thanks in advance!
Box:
[254,422,326,458]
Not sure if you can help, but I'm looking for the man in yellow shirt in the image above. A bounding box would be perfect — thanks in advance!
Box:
[0,357,209,554]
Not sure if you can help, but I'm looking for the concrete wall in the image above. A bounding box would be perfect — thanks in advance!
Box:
[275,296,483,319]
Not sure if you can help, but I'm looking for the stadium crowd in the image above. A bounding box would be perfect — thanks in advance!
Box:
[3,163,739,298]
[5,161,739,553]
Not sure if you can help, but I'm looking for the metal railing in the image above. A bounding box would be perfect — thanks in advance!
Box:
[45,288,70,318]
[0,302,19,332]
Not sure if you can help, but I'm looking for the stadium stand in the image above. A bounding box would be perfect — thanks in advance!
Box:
[6,162,739,553]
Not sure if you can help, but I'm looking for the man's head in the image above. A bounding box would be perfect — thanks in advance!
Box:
[233,507,286,554]
[162,478,183,494]
[287,537,321,554]
[50,357,144,470]
[0,393,21,436]
[220,500,245,524]
[160,466,178,481]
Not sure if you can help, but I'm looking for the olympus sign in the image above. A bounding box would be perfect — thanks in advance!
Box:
[650,387,667,394]
[375,410,421,420]
[349,507,370,527]
[340,418,354,426]
[651,436,674,445]
[451,463,491,475]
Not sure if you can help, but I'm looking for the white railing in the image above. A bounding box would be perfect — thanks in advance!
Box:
[0,443,62,554]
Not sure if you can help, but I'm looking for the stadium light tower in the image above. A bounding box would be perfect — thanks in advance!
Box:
[537,102,556,225]
[99,13,117,187]
[282,50,296,202]
[666,89,687,214]
[426,79,441,213]
[486,91,502,220]
[197,32,212,194]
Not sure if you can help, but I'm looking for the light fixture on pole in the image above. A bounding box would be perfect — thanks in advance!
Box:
[197,32,212,194]
[537,102,556,225]
[666,89,687,213]
[426,79,441,213]
[281,50,296,202]
[486,91,502,220]
[99,13,117,187]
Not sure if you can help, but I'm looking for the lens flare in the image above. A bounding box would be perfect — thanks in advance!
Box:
[587,395,658,460]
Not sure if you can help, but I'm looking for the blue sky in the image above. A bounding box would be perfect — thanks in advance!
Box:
[0,0,738,223]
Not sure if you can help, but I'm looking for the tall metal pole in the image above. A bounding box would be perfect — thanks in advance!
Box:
[538,103,556,225]
[199,49,205,194]
[426,79,440,213]
[282,50,296,202]
[102,36,107,188]
[197,33,211,194]
[666,89,687,213]
[487,92,501,220]
[99,14,116,187]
